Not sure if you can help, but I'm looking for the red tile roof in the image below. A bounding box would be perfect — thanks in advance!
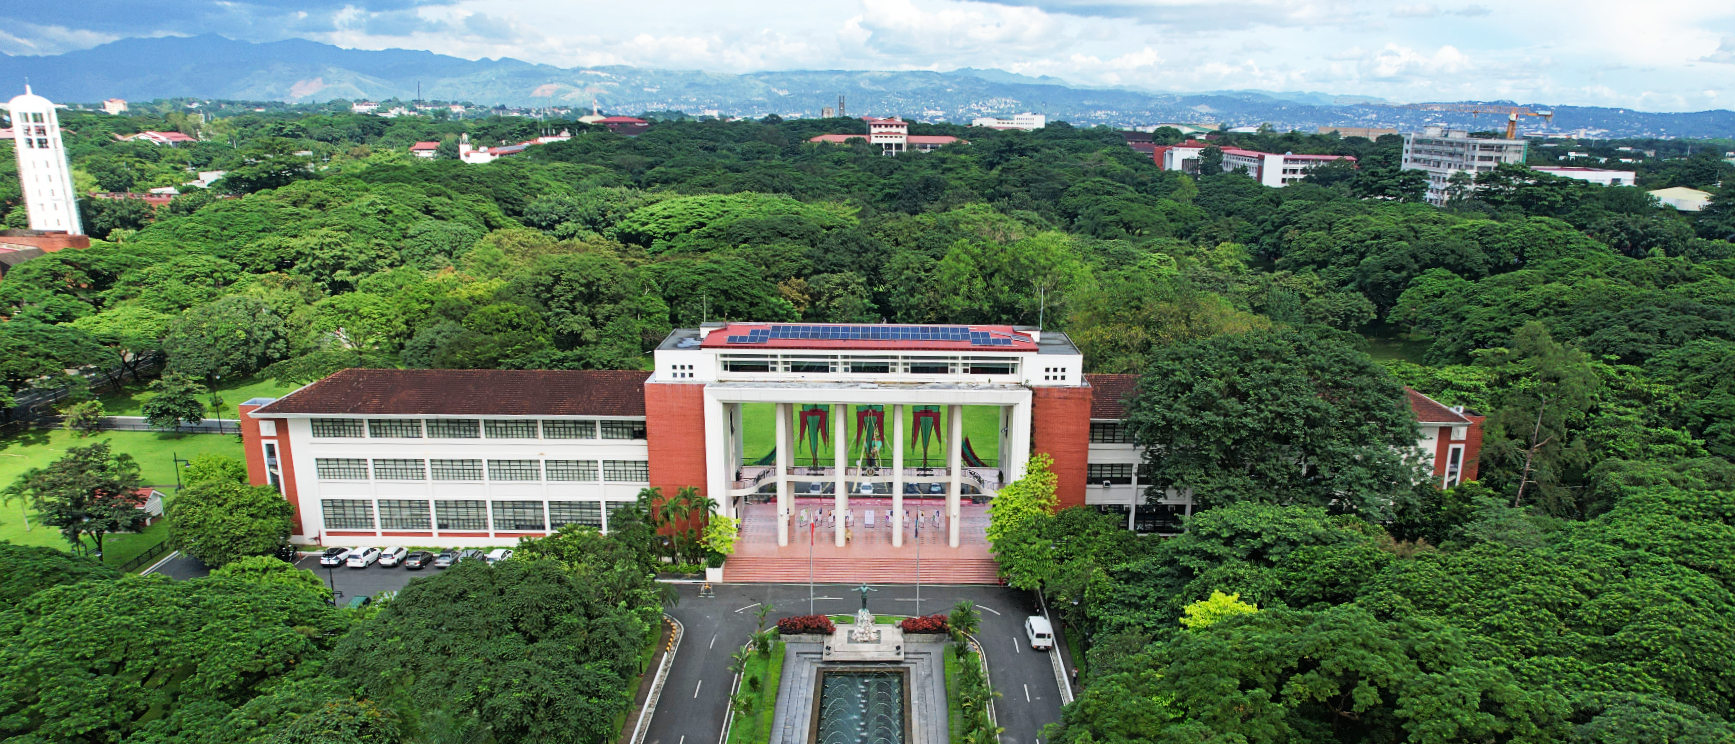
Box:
[409,141,439,151]
[253,368,651,417]
[1406,387,1471,424]
[907,135,962,144]
[1084,374,1138,419]
[809,134,869,143]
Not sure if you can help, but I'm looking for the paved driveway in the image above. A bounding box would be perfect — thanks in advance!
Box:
[145,551,431,602]
[649,583,1064,744]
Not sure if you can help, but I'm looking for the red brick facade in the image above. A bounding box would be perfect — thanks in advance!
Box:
[238,402,304,536]
[1032,386,1093,510]
[0,230,91,252]
[644,381,709,531]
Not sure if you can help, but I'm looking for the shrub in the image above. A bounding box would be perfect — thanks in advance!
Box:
[776,614,836,635]
[900,614,950,634]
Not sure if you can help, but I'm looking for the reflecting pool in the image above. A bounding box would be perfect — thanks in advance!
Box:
[813,670,906,744]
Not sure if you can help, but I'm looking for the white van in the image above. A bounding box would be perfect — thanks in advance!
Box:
[1024,616,1055,651]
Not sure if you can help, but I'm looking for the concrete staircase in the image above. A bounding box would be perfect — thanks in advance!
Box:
[722,555,1002,584]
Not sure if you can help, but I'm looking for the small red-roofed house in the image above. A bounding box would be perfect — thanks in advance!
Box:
[1406,388,1483,488]
[123,130,197,146]
[409,141,440,158]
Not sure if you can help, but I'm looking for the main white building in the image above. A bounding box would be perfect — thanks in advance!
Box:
[7,86,82,234]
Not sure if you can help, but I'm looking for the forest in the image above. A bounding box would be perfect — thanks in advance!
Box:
[2,106,1734,742]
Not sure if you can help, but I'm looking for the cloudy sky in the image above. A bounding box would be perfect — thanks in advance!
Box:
[3,0,1732,111]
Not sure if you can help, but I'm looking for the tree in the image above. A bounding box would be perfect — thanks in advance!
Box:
[327,560,650,744]
[68,305,172,383]
[1178,591,1257,630]
[209,555,328,601]
[949,601,982,639]
[1477,322,1599,513]
[266,699,404,744]
[62,399,105,436]
[163,295,290,380]
[170,473,295,568]
[142,372,208,429]
[1124,328,1424,518]
[0,542,119,604]
[985,453,1059,591]
[1,441,146,557]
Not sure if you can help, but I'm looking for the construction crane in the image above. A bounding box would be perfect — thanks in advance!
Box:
[1382,103,1554,139]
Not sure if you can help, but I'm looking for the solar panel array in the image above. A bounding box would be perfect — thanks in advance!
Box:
[723,325,1018,346]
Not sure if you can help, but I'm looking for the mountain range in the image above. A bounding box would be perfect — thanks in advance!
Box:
[4,34,1734,139]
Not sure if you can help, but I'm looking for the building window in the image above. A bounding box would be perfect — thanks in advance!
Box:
[847,359,892,374]
[434,500,489,531]
[372,459,426,480]
[601,420,647,440]
[907,361,950,374]
[263,441,282,493]
[546,460,600,481]
[543,420,598,439]
[1444,444,1465,488]
[787,359,832,373]
[967,362,1015,375]
[378,500,432,530]
[549,501,602,528]
[368,419,423,438]
[311,418,366,438]
[426,419,481,438]
[484,419,539,439]
[315,458,369,480]
[492,501,546,531]
[321,499,375,530]
[430,459,484,481]
[603,460,650,482]
[722,357,773,373]
[1087,463,1135,485]
[488,460,542,481]
[1089,422,1133,444]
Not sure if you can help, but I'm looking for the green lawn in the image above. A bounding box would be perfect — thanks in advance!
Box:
[739,404,1002,468]
[944,647,963,742]
[98,374,303,418]
[726,640,786,744]
[0,428,244,570]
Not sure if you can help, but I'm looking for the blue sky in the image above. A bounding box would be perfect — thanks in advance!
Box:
[3,0,1732,111]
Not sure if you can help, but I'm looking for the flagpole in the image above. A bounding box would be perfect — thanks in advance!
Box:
[809,519,815,615]
[915,504,921,617]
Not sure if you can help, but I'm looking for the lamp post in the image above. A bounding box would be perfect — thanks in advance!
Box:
[325,563,342,607]
[208,376,222,435]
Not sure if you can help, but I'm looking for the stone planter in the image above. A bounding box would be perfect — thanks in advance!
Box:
[705,566,725,583]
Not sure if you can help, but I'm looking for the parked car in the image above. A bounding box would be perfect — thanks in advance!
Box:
[319,547,354,567]
[344,595,372,610]
[376,547,409,567]
[1024,616,1055,651]
[346,547,382,568]
[485,548,513,564]
[458,549,485,563]
[432,549,460,569]
[403,550,437,569]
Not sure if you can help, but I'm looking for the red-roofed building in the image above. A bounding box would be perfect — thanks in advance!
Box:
[1151,140,1211,172]
[409,141,440,158]
[1406,387,1483,488]
[598,116,649,135]
[809,116,965,155]
[123,130,197,146]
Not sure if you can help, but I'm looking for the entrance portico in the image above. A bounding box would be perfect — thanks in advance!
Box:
[704,383,1032,548]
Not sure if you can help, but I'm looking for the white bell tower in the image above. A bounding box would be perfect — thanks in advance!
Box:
[8,85,83,235]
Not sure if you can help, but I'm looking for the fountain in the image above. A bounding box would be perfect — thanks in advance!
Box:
[822,585,905,662]
[811,669,908,744]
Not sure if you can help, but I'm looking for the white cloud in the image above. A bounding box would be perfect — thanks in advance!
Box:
[1702,35,1735,64]
[1363,43,1472,79]
[0,21,118,56]
[1390,4,1439,18]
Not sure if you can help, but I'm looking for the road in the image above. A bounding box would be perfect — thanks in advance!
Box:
[648,582,1064,744]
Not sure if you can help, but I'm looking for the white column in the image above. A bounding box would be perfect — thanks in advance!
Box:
[947,404,962,548]
[776,402,791,547]
[703,393,731,519]
[892,403,905,548]
[1005,397,1033,483]
[1128,468,1138,531]
[834,403,847,547]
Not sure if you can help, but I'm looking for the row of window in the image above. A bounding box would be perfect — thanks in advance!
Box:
[1088,463,1135,485]
[314,458,648,482]
[310,418,646,440]
[321,498,632,532]
[1088,421,1134,444]
[718,355,1017,376]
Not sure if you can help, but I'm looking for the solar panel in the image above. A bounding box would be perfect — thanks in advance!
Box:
[729,325,1025,346]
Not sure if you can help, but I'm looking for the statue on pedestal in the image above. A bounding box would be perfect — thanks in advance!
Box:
[849,583,881,643]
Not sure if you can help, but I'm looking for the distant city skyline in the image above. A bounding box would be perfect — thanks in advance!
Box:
[2,0,1732,112]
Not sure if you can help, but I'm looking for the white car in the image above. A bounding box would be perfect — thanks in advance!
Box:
[1024,616,1055,651]
[345,547,382,568]
[376,547,409,567]
[484,548,513,564]
[318,547,355,567]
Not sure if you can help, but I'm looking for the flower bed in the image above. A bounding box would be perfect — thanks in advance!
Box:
[776,614,836,635]
[899,614,950,634]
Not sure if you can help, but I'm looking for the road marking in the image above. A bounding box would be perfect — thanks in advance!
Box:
[979,605,1001,615]
[733,603,760,613]
[709,634,717,649]
[694,680,703,698]
[1013,637,1020,653]
[679,737,685,744]
[1024,684,1031,702]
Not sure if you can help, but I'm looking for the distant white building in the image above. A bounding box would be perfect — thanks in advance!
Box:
[7,86,83,235]
[351,101,380,114]
[971,113,1045,130]
[1650,187,1713,212]
[808,117,964,156]
[1220,147,1356,187]
[1401,126,1529,205]
[102,98,128,115]
[1530,166,1636,187]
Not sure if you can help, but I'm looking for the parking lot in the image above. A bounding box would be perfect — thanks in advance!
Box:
[295,550,446,602]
